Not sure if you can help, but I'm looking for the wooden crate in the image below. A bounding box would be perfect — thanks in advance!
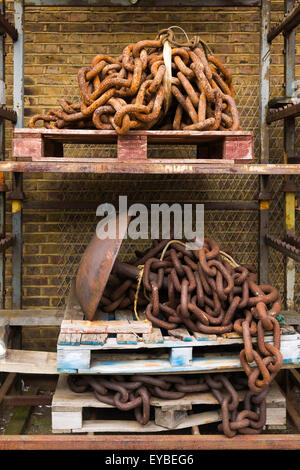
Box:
[51,375,286,434]
[12,129,254,164]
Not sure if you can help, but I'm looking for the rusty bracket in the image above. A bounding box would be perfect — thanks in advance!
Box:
[6,189,25,201]
[284,234,300,250]
[0,13,18,42]
[265,234,300,262]
[282,178,297,192]
[266,101,300,124]
[0,235,16,253]
[0,105,17,124]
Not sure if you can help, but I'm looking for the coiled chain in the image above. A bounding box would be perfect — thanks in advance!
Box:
[29,33,239,134]
[101,237,283,397]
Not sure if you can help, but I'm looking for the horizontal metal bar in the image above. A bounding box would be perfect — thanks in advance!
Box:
[24,0,261,7]
[2,395,52,406]
[2,161,300,175]
[285,234,300,250]
[0,106,17,124]
[0,14,18,42]
[23,201,258,211]
[265,235,300,262]
[268,3,300,42]
[266,102,300,124]
[0,434,298,450]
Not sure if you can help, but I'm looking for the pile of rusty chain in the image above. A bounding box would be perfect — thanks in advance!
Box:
[68,372,268,437]
[100,237,283,396]
[29,30,239,134]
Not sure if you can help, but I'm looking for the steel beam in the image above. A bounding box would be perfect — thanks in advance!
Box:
[12,1,24,350]
[284,0,296,312]
[0,13,18,42]
[24,0,261,7]
[259,0,270,284]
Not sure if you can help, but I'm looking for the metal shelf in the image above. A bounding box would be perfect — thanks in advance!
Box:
[266,101,300,123]
[268,3,300,42]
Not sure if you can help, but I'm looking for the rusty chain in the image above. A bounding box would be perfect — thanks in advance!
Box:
[68,372,268,437]
[100,237,283,401]
[29,32,239,134]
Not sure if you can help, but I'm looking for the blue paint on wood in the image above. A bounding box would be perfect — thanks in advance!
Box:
[57,368,78,373]
[81,340,106,345]
[117,340,138,345]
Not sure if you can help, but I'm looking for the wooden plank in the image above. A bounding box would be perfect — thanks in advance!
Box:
[0,320,8,358]
[118,134,147,160]
[155,409,189,429]
[81,334,107,346]
[143,328,164,344]
[115,311,138,344]
[85,349,300,375]
[62,288,151,334]
[60,319,151,334]
[64,281,84,321]
[193,331,218,342]
[13,128,253,142]
[0,349,57,374]
[57,348,91,371]
[0,308,63,326]
[169,328,193,342]
[170,347,193,366]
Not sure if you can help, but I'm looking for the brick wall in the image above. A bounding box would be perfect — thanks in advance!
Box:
[2,1,298,351]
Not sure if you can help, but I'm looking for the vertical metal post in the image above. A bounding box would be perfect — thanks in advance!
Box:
[259,0,270,284]
[0,2,6,309]
[283,0,296,310]
[12,0,24,348]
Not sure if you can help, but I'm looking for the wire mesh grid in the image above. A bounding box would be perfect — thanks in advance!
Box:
[54,77,261,307]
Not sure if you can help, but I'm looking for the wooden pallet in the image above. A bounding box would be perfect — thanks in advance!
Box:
[51,375,286,434]
[57,281,300,373]
[12,129,254,164]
